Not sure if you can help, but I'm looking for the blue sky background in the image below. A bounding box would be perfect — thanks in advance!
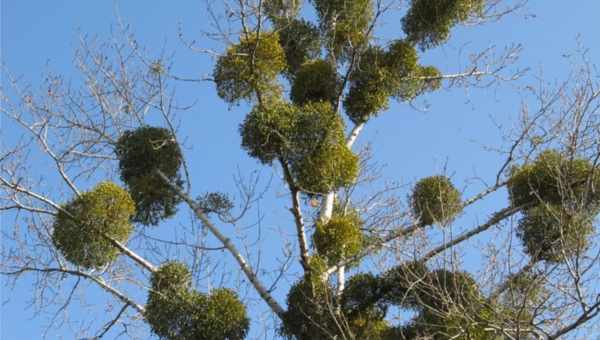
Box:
[2,1,600,339]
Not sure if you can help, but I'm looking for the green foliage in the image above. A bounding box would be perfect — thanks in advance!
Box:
[379,261,429,307]
[313,210,364,265]
[241,101,359,193]
[197,192,234,216]
[290,59,341,106]
[213,32,286,103]
[344,46,392,123]
[146,262,250,340]
[115,126,183,225]
[397,269,493,339]
[402,0,485,50]
[411,175,462,226]
[52,182,135,269]
[240,100,297,164]
[344,41,440,123]
[281,276,338,339]
[517,204,595,263]
[508,149,600,207]
[341,273,386,317]
[292,141,360,193]
[274,18,321,77]
[313,0,373,58]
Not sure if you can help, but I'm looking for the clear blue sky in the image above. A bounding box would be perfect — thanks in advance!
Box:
[2,1,600,339]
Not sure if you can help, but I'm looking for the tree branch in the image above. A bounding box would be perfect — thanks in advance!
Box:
[157,171,286,319]
[1,267,144,314]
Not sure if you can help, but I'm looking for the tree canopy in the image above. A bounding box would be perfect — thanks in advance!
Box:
[2,1,600,339]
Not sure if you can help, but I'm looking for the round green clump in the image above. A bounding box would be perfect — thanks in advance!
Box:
[313,211,364,265]
[388,268,486,339]
[290,59,341,106]
[341,273,393,339]
[402,0,485,50]
[313,0,373,58]
[343,46,391,123]
[213,32,286,103]
[343,42,435,123]
[280,276,337,339]
[240,100,297,164]
[200,288,250,340]
[52,182,135,269]
[380,261,429,307]
[385,40,419,77]
[508,149,600,207]
[115,126,183,226]
[517,204,595,263]
[197,191,234,215]
[411,175,462,226]
[341,273,385,316]
[241,100,358,193]
[274,18,321,77]
[422,269,481,310]
[292,142,360,194]
[344,75,390,124]
[146,262,250,340]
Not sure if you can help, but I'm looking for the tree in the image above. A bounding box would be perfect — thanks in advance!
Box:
[2,0,600,339]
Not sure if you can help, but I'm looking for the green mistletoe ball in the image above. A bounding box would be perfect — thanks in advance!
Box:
[52,181,135,269]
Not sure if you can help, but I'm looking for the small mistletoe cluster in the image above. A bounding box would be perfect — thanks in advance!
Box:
[313,208,364,266]
[145,262,249,340]
[344,41,442,123]
[52,182,135,269]
[508,150,600,263]
[411,175,463,227]
[213,32,286,104]
[403,0,486,50]
[115,126,184,226]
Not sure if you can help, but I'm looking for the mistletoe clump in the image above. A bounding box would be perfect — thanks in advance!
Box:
[508,150,600,207]
[280,276,338,339]
[197,192,234,216]
[292,141,359,194]
[400,269,490,339]
[517,204,595,263]
[313,210,364,265]
[411,175,462,226]
[274,18,321,77]
[241,101,359,193]
[213,31,286,103]
[240,100,297,164]
[290,59,341,106]
[341,273,386,318]
[402,0,485,50]
[344,41,440,123]
[379,261,429,307]
[344,46,392,123]
[115,126,183,225]
[313,0,373,58]
[52,182,135,269]
[146,262,250,340]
